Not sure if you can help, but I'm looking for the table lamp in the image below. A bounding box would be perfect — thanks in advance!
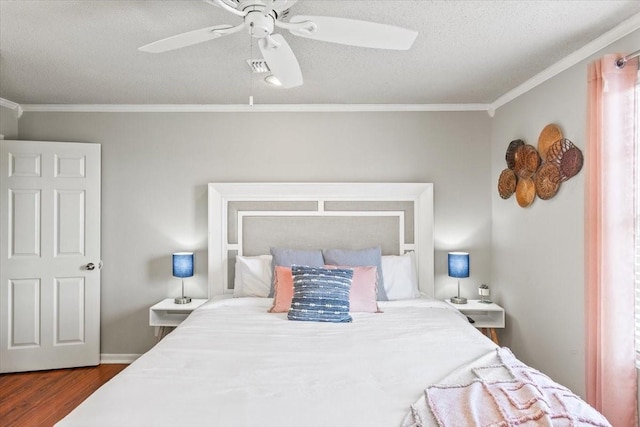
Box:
[448,252,469,304]
[173,252,193,304]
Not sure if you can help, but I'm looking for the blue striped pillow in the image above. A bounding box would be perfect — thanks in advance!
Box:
[288,265,353,323]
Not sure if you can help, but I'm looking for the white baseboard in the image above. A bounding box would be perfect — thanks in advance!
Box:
[100,353,141,364]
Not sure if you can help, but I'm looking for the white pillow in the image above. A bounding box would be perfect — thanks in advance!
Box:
[381,252,420,300]
[233,255,273,297]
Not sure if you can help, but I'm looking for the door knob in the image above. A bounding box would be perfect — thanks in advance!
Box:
[85,263,96,270]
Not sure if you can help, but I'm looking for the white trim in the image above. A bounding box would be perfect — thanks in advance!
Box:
[0,98,23,118]
[238,210,405,217]
[19,103,489,113]
[100,353,140,364]
[491,11,640,111]
[210,182,433,200]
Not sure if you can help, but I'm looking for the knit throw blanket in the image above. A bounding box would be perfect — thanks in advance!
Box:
[402,348,610,427]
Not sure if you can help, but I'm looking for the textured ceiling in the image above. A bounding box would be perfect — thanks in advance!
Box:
[1,0,640,106]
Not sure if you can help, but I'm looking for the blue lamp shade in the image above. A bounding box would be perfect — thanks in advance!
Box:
[172,252,194,278]
[448,252,469,278]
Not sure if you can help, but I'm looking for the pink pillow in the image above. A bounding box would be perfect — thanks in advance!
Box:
[269,266,294,313]
[269,265,379,313]
[335,265,379,313]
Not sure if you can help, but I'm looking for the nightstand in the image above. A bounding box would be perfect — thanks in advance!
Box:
[149,298,207,338]
[445,299,505,345]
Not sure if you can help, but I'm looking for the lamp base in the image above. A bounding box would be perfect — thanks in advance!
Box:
[174,296,192,304]
[450,296,468,304]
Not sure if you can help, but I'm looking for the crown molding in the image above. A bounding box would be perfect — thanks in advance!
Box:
[20,103,490,114]
[490,11,640,112]
[0,98,23,118]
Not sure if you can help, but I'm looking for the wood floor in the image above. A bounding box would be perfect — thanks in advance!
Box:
[0,364,127,427]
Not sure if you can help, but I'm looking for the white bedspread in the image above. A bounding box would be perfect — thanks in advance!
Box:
[57,298,496,427]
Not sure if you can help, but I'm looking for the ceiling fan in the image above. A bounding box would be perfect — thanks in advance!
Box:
[139,0,418,88]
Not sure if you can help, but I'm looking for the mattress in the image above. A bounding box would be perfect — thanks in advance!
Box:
[57,297,496,427]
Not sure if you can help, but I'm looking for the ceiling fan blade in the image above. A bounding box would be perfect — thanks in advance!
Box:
[288,15,417,50]
[258,34,303,88]
[203,0,246,17]
[139,24,239,53]
[273,0,298,13]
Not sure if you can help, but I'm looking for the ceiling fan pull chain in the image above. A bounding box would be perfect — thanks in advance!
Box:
[249,33,254,106]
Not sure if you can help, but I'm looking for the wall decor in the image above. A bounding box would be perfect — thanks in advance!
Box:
[537,123,563,160]
[498,168,517,199]
[547,138,584,181]
[514,144,540,179]
[534,162,561,200]
[515,176,536,207]
[505,139,524,170]
[498,123,583,208]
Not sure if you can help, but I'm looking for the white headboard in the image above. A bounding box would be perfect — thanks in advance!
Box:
[207,183,434,298]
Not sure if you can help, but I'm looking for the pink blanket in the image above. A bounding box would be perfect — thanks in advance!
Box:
[404,348,610,427]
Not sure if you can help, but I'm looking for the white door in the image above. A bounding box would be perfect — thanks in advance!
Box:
[0,140,101,373]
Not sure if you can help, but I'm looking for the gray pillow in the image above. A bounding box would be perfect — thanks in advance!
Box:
[322,246,388,301]
[269,247,324,297]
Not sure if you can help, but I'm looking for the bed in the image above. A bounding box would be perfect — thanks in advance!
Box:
[57,183,609,427]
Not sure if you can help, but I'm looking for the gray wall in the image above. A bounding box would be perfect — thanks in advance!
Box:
[0,105,19,139]
[491,28,640,398]
[17,111,492,355]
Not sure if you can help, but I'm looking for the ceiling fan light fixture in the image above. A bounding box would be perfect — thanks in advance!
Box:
[264,74,282,87]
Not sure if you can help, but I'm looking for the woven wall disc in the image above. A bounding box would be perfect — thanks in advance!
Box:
[505,139,524,170]
[498,168,517,199]
[559,146,584,181]
[514,144,540,179]
[516,177,536,207]
[534,162,561,200]
[547,138,583,181]
[537,124,563,160]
